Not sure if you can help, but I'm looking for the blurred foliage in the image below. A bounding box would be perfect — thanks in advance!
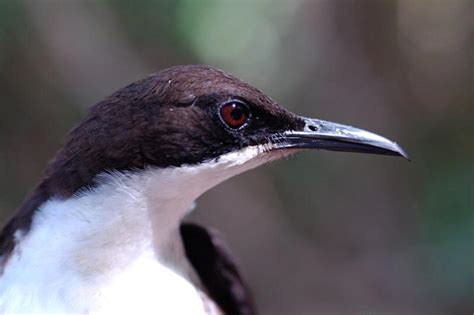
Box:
[109,0,192,63]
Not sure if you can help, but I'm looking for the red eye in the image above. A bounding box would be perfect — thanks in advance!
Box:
[219,101,250,129]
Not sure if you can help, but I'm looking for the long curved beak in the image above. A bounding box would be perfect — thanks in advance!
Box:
[275,117,409,160]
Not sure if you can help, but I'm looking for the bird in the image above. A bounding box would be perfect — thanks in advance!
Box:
[0,65,408,314]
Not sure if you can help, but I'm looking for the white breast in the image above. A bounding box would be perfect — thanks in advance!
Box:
[1,251,211,315]
[0,183,211,314]
[92,252,212,315]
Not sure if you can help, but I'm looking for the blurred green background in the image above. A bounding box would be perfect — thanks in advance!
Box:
[0,0,472,314]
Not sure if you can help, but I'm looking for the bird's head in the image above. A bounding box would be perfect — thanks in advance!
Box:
[42,65,408,198]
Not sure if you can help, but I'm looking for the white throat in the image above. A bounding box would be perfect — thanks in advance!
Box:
[0,144,281,314]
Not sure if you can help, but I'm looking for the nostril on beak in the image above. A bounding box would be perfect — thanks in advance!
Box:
[308,125,318,132]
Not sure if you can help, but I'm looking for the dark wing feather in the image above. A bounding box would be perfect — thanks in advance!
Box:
[180,223,256,315]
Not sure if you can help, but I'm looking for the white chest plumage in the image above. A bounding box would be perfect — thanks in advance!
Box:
[0,182,210,315]
[0,247,211,314]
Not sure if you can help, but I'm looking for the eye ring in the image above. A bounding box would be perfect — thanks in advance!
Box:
[218,100,251,130]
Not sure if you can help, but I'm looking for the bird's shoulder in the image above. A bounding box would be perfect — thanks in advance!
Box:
[180,222,257,315]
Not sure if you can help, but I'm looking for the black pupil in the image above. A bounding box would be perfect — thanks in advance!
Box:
[231,105,243,121]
